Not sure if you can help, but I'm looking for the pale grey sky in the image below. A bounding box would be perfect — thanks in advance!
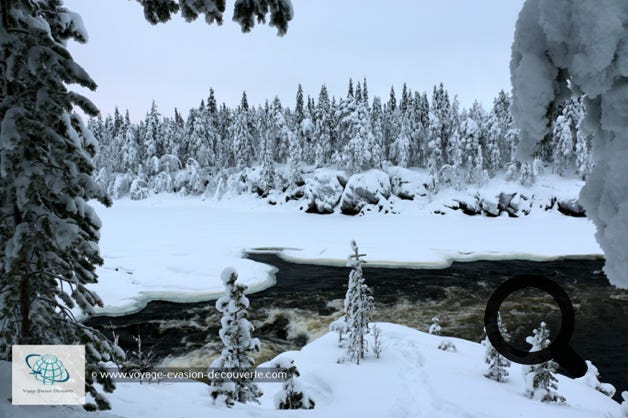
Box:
[65,0,525,121]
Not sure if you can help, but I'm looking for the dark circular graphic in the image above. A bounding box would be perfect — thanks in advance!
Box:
[484,274,587,378]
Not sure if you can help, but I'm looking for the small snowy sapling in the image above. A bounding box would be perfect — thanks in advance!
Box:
[482,314,511,382]
[341,241,375,364]
[523,322,565,403]
[429,316,441,335]
[273,357,315,410]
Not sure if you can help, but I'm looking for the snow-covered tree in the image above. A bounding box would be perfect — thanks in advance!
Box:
[0,1,126,410]
[389,114,412,168]
[482,314,511,382]
[209,267,262,407]
[342,241,375,364]
[272,357,315,410]
[523,322,565,403]
[341,100,379,173]
[621,392,628,417]
[138,0,294,35]
[230,93,255,170]
[576,360,616,398]
[510,0,628,289]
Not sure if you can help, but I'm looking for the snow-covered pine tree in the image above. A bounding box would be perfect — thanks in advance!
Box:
[313,84,333,167]
[258,112,276,197]
[341,100,379,173]
[272,357,315,410]
[431,83,453,165]
[427,112,443,191]
[209,267,262,407]
[482,314,511,382]
[342,241,375,365]
[0,1,124,410]
[389,114,412,168]
[230,92,255,170]
[523,322,565,403]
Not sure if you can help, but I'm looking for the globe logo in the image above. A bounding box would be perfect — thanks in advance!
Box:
[25,354,71,385]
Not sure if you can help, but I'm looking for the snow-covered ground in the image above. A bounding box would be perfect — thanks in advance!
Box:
[1,323,622,417]
[87,174,601,317]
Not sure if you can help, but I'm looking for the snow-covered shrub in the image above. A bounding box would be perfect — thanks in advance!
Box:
[152,171,173,194]
[272,357,315,410]
[108,172,133,199]
[428,317,441,335]
[575,360,616,398]
[147,155,161,176]
[329,317,347,346]
[340,169,391,215]
[159,154,182,173]
[371,324,383,359]
[304,169,344,214]
[438,340,456,352]
[129,177,150,200]
[523,322,565,403]
[209,268,261,407]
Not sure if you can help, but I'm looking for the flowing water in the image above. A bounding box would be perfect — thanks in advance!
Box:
[86,253,628,399]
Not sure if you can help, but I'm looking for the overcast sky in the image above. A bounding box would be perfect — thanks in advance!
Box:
[65,0,525,121]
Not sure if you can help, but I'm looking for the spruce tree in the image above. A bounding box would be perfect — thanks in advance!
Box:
[0,1,123,410]
[342,241,375,365]
[209,267,262,407]
[482,314,511,382]
[523,322,565,403]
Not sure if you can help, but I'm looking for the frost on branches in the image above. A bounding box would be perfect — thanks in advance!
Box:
[0,0,125,410]
[341,241,375,365]
[209,267,262,407]
[523,322,565,403]
[510,0,628,289]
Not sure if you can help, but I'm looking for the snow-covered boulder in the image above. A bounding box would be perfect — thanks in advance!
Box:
[303,169,344,214]
[557,199,586,217]
[385,166,429,201]
[340,170,392,215]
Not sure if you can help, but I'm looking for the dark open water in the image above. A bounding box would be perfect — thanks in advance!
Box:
[87,254,628,400]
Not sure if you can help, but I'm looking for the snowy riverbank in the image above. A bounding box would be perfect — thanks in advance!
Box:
[86,175,602,317]
[1,323,622,417]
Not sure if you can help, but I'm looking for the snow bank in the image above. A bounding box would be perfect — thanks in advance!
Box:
[83,187,602,317]
[2,323,620,417]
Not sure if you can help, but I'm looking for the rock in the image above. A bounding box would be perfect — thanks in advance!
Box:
[340,170,392,215]
[303,169,344,214]
[385,166,428,201]
[480,198,500,217]
[453,197,482,216]
[498,192,519,217]
[557,199,587,217]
